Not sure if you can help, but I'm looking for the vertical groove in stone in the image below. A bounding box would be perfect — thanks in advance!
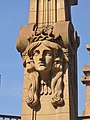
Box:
[28,0,75,25]
[55,0,57,23]
[43,0,44,25]
[47,0,49,25]
[36,0,39,26]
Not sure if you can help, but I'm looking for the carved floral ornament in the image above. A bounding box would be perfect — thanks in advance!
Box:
[16,23,79,108]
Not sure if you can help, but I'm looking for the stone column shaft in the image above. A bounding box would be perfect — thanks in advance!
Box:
[28,0,78,26]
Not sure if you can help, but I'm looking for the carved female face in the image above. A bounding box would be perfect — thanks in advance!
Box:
[32,43,53,72]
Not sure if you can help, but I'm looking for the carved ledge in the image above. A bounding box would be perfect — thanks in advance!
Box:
[86,44,90,52]
[81,63,90,84]
[81,76,90,84]
[83,63,90,75]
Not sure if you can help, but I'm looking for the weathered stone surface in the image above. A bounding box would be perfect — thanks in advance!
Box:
[16,0,79,120]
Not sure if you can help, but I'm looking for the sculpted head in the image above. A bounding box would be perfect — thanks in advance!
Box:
[21,26,64,107]
[26,40,64,107]
[27,40,62,73]
[32,43,53,72]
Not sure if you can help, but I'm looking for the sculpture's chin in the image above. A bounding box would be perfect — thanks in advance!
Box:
[36,66,46,72]
[36,66,52,73]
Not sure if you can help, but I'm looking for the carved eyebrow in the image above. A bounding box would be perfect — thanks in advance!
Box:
[43,50,52,52]
[33,50,40,54]
[43,50,53,55]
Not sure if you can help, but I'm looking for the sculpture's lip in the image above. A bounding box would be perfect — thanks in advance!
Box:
[38,62,45,65]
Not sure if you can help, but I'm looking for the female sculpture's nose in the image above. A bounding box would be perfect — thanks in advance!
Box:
[39,52,45,62]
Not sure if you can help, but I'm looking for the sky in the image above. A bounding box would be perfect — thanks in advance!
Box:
[0,0,90,117]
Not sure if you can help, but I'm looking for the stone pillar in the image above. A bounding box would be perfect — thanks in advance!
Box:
[81,44,90,116]
[16,0,80,120]
[16,23,80,120]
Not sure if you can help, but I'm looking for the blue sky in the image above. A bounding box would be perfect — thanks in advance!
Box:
[0,0,90,116]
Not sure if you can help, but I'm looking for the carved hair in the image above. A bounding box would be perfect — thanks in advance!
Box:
[24,40,64,107]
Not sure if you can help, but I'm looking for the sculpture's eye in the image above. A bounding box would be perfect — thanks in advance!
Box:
[33,50,40,56]
[44,50,52,56]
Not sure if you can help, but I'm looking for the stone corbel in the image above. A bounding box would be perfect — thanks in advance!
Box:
[53,21,80,54]
[16,24,34,55]
[16,21,80,57]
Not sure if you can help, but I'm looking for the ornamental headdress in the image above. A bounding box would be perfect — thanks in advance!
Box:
[16,24,64,67]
